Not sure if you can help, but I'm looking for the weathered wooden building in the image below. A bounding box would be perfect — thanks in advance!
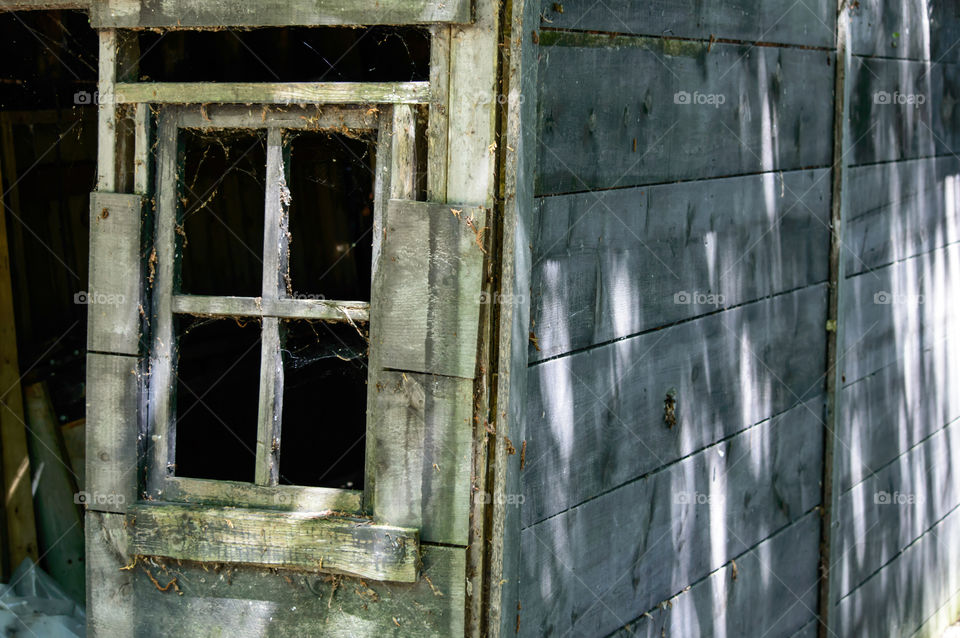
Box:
[0,0,958,636]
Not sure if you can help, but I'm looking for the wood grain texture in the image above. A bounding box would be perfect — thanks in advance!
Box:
[535,34,834,194]
[849,0,960,61]
[87,191,143,355]
[844,156,960,276]
[524,285,828,525]
[377,200,487,379]
[86,511,134,638]
[172,295,370,322]
[834,502,960,637]
[530,169,832,361]
[85,353,139,513]
[847,57,939,165]
[162,476,363,513]
[604,512,821,638]
[114,82,431,105]
[838,350,960,492]
[128,503,421,582]
[127,544,466,638]
[539,0,835,48]
[91,0,471,28]
[370,371,473,546]
[836,417,960,600]
[520,400,823,638]
[839,241,960,384]
[23,382,85,603]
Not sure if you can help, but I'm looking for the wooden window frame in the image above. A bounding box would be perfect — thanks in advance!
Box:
[145,103,414,516]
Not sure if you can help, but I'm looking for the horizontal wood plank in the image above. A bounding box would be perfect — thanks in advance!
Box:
[524,285,828,524]
[377,200,487,379]
[175,104,381,130]
[161,476,363,514]
[837,417,960,599]
[114,82,431,105]
[839,241,960,384]
[535,34,834,194]
[128,503,420,582]
[129,545,466,637]
[834,501,960,637]
[605,512,821,638]
[538,0,835,48]
[838,352,960,491]
[87,192,143,355]
[520,401,822,637]
[849,1,960,62]
[172,295,370,322]
[91,0,471,28]
[531,169,832,361]
[845,156,960,276]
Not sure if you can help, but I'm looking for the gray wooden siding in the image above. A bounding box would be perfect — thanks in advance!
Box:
[828,3,960,636]
[518,2,836,636]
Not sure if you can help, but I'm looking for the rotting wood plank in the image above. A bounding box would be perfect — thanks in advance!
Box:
[0,142,38,573]
[520,400,823,638]
[91,0,471,28]
[535,35,834,194]
[524,284,828,525]
[175,104,380,131]
[538,0,835,49]
[604,512,821,638]
[87,191,143,355]
[114,82,431,106]
[370,370,473,546]
[530,169,832,361]
[128,544,467,638]
[97,30,117,191]
[127,503,420,583]
[86,353,138,513]
[377,199,487,379]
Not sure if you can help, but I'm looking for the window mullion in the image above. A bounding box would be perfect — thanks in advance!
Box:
[255,127,290,486]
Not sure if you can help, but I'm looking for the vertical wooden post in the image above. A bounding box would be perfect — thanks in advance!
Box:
[97,29,117,192]
[0,139,39,576]
[818,1,852,636]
